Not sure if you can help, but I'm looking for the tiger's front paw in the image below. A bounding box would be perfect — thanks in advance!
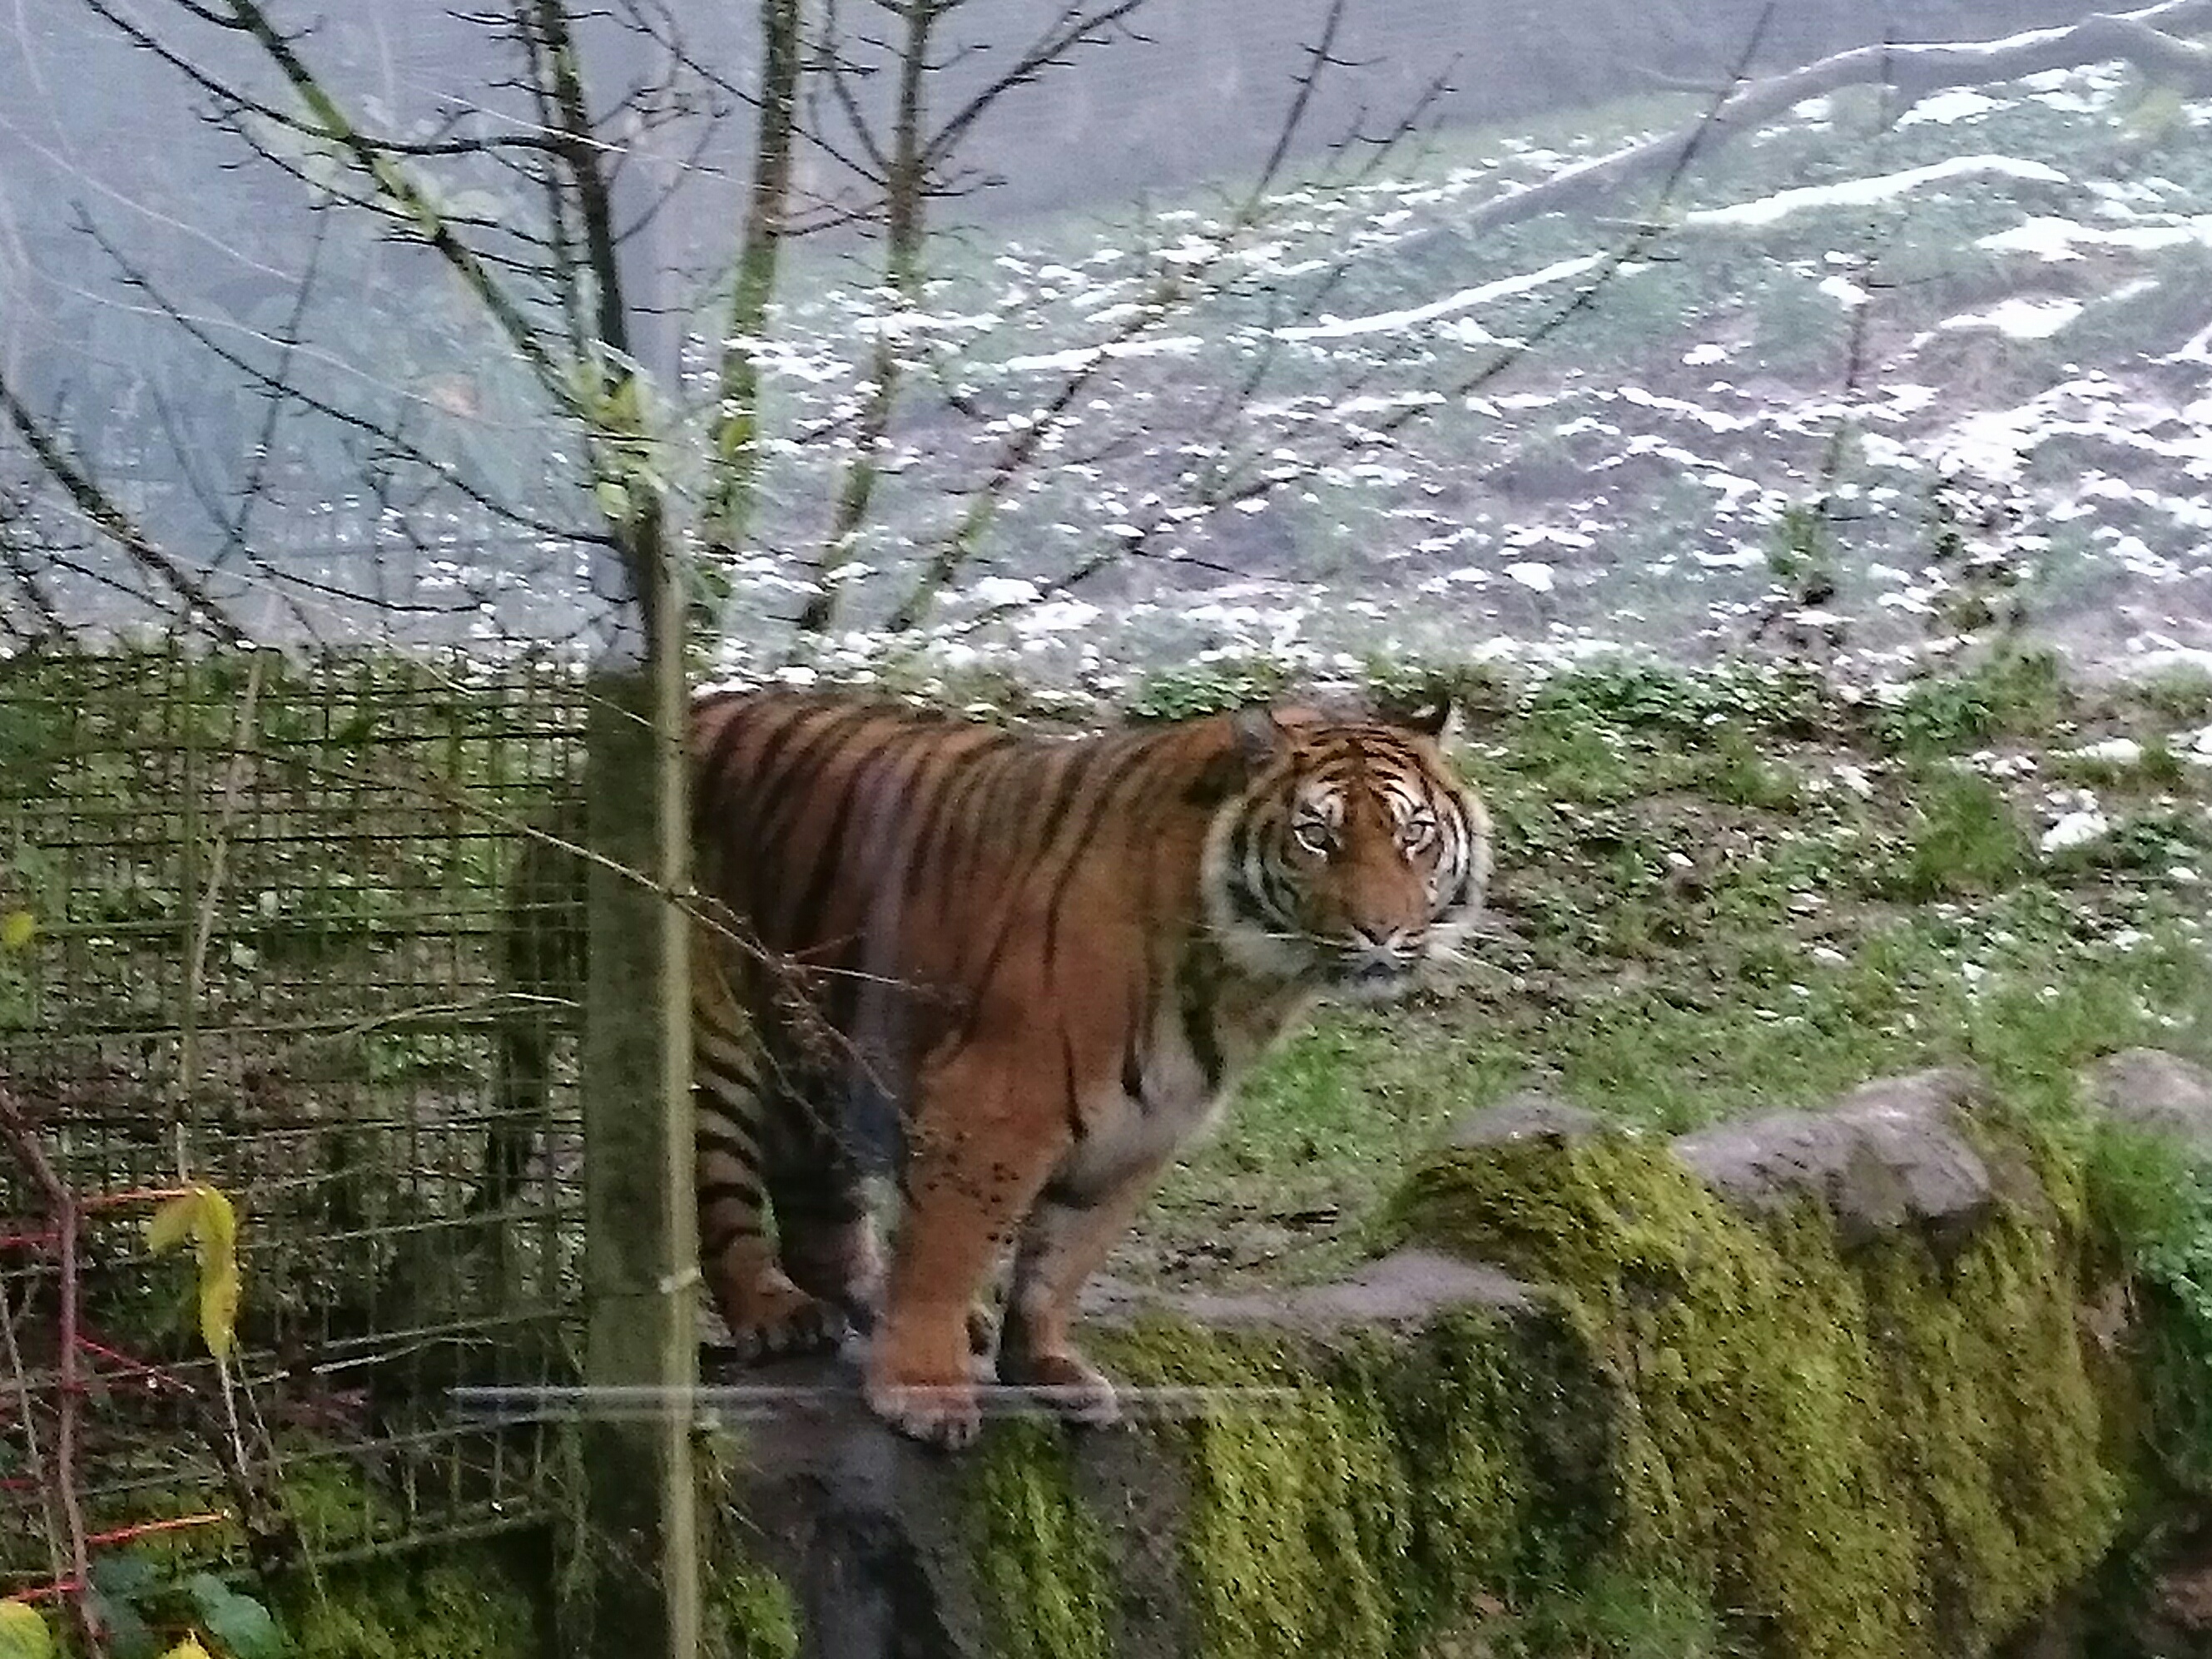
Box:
[999,1347,1121,1428]
[865,1372,983,1449]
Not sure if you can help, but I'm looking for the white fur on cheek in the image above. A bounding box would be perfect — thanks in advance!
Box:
[1421,788,1491,973]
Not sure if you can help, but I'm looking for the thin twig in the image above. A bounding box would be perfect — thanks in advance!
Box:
[0,1087,102,1657]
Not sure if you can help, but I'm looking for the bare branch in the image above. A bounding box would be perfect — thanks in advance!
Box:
[0,374,246,644]
[1457,0,2212,236]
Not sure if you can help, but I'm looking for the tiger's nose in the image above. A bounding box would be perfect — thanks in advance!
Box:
[1348,924,1423,962]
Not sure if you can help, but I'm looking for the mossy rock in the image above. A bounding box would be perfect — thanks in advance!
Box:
[711,1087,2137,1659]
[1388,1119,2118,1659]
[270,1544,548,1659]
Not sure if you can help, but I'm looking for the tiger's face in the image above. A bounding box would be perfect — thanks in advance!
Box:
[1202,698,1490,998]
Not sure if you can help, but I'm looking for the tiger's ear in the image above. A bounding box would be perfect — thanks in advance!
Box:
[1373,681,1454,739]
[1232,703,1287,766]
[1189,703,1287,804]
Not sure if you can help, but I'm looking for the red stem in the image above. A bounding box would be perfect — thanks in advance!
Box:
[0,1089,104,1657]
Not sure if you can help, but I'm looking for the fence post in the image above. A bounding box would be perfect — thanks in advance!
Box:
[576,516,699,1659]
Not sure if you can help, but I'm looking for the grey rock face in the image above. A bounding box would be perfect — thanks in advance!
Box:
[2082,1047,2212,1156]
[1672,1067,1996,1247]
[1445,1087,1609,1149]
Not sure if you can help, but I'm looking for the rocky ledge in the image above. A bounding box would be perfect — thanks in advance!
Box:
[704,1052,2212,1659]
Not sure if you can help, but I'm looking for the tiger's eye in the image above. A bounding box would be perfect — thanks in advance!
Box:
[1292,817,1334,855]
[1400,815,1438,853]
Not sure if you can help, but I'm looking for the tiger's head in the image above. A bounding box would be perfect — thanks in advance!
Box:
[1199,689,1491,999]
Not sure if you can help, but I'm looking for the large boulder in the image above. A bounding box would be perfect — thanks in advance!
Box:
[1671,1066,2007,1247]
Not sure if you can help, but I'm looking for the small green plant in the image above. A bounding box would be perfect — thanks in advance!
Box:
[1695,726,1801,811]
[1873,652,2069,755]
[2086,1125,2212,1486]
[81,1553,282,1659]
[2044,808,2206,881]
[2134,666,2212,725]
[1123,657,1294,721]
[1530,665,1706,735]
[1499,1571,1730,1659]
[2046,740,2189,794]
[1879,767,2030,900]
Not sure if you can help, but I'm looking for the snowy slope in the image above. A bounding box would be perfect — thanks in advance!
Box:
[725,63,2212,696]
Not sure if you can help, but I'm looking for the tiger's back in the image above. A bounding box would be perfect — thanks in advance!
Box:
[687,685,1490,1447]
[689,689,1237,1077]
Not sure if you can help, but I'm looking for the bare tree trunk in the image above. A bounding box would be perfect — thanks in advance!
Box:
[701,0,806,604]
[796,0,935,636]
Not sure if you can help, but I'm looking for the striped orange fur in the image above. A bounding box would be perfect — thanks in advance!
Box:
[685,686,1490,1447]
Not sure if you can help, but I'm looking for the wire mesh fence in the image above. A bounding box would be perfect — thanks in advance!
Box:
[0,646,589,1587]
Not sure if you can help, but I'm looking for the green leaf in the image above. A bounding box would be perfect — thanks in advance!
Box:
[86,1554,160,1602]
[84,1590,157,1659]
[0,912,34,951]
[0,1601,55,1659]
[185,1576,280,1659]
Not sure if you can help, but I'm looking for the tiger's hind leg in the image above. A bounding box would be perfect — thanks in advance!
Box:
[766,1088,997,1354]
[764,1101,885,1333]
[694,976,849,1362]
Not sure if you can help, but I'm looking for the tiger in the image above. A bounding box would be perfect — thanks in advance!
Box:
[681,683,1491,1449]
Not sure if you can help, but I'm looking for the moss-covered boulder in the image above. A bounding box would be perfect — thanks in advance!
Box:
[712,1064,2187,1659]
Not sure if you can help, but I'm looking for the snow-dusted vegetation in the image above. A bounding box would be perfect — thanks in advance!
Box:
[692,57,2212,705]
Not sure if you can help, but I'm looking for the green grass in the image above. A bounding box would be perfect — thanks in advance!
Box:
[1124,656,2212,1290]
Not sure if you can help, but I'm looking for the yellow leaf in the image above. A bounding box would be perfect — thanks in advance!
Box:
[147,1191,198,1255]
[146,1185,242,1360]
[0,1600,55,1659]
[159,1640,213,1659]
[199,1255,241,1360]
[0,911,33,951]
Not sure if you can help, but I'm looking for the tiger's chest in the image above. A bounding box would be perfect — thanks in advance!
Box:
[1050,970,1315,1203]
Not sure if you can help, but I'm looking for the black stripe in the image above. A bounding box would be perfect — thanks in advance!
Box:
[1180,967,1225,1095]
[1228,864,1274,927]
[939,738,1080,932]
[1120,1041,1147,1112]
[1223,813,1277,927]
[702,1220,764,1255]
[1063,1029,1086,1144]
[769,1175,866,1222]
[691,695,800,841]
[695,1125,761,1166]
[900,733,1019,907]
[1038,1174,1104,1212]
[742,696,846,797]
[696,1041,761,1083]
[1037,736,1163,963]
[968,739,1154,1010]
[749,707,899,878]
[697,1177,765,1210]
[776,726,915,943]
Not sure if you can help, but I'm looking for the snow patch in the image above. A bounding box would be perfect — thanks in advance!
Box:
[1685,156,2069,230]
[1938,296,2084,339]
[1979,214,2212,260]
[1281,254,1608,343]
[1897,89,2004,127]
